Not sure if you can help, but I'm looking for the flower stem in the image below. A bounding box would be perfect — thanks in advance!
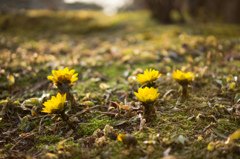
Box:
[60,112,75,129]
[143,103,155,120]
[67,92,76,113]
[181,84,188,99]
[58,83,76,113]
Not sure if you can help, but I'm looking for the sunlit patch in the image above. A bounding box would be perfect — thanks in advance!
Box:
[64,0,133,16]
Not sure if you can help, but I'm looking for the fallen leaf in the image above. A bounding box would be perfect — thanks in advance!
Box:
[234,93,240,104]
[225,129,240,144]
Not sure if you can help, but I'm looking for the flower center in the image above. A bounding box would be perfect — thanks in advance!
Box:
[57,75,71,84]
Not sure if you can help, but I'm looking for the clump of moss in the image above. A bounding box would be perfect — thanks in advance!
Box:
[36,135,64,145]
[78,116,115,135]
[65,140,80,147]
[43,118,55,126]
[34,135,65,151]
[0,122,11,130]
[4,143,14,149]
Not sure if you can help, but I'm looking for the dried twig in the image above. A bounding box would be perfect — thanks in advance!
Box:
[10,133,35,150]
[156,121,185,128]
[38,117,45,134]
[31,114,53,120]
[71,105,102,118]
[97,111,116,116]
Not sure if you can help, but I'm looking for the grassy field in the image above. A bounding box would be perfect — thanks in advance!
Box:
[0,10,240,159]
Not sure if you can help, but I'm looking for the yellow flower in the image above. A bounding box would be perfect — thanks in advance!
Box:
[117,134,125,142]
[47,67,78,86]
[42,93,66,114]
[172,70,194,85]
[134,87,159,103]
[136,68,161,84]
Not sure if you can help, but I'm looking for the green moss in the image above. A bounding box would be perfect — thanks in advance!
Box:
[4,143,14,149]
[65,141,80,147]
[102,64,126,79]
[43,118,56,126]
[0,122,10,130]
[36,135,64,143]
[76,81,99,93]
[77,116,116,135]
[32,135,65,152]
[135,132,149,140]
[35,143,59,152]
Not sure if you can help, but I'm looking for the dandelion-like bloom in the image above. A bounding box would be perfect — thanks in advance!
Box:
[172,70,194,85]
[136,68,161,84]
[42,93,66,114]
[47,67,78,86]
[134,87,160,103]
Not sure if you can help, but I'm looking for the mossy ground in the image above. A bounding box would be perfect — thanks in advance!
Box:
[0,10,240,159]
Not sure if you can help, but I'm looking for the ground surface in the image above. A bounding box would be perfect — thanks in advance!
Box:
[0,10,240,159]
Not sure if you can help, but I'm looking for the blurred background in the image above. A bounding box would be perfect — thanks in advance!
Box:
[1,0,240,23]
[0,0,240,98]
